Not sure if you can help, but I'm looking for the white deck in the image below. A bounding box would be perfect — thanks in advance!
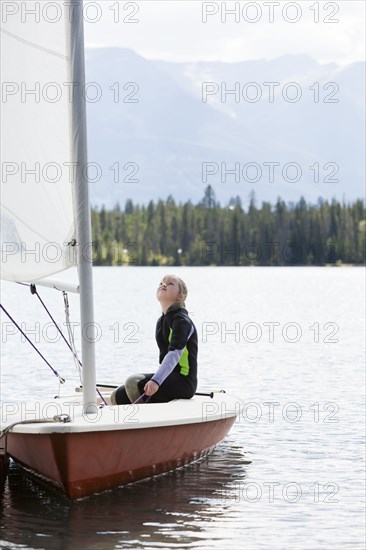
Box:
[1,392,242,434]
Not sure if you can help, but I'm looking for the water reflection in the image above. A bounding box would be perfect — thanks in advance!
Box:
[0,440,251,550]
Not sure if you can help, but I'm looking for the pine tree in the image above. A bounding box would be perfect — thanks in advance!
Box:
[90,189,365,267]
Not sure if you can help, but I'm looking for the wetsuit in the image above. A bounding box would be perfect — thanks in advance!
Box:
[113,304,198,404]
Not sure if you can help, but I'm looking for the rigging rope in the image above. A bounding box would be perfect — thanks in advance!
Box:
[0,415,72,441]
[30,284,83,378]
[28,284,107,405]
[63,291,83,384]
[4,284,107,405]
[26,284,83,382]
[0,303,65,384]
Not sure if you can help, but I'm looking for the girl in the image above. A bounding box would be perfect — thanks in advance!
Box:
[111,274,198,404]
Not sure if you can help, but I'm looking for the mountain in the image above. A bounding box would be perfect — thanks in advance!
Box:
[85,48,365,208]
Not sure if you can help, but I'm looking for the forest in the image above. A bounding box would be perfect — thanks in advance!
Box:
[91,187,366,266]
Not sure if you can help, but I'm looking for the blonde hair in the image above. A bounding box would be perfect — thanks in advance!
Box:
[175,276,188,308]
[164,274,188,308]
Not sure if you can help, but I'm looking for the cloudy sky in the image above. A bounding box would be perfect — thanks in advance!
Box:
[84,0,365,66]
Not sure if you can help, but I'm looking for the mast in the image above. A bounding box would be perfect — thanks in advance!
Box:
[65,0,97,413]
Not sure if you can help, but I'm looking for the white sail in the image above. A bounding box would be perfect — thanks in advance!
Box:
[0,2,76,282]
[1,1,97,409]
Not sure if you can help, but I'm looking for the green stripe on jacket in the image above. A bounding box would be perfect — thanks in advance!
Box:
[168,327,189,376]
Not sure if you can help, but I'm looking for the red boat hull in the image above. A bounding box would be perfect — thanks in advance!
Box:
[7,417,235,499]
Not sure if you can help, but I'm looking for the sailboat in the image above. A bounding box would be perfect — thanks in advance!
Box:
[0,0,240,499]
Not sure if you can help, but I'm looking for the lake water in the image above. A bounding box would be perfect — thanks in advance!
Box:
[1,267,365,549]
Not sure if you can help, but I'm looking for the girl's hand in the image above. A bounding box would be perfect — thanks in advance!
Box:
[144,380,159,396]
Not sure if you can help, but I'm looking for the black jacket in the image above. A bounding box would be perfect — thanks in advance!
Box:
[155,305,198,387]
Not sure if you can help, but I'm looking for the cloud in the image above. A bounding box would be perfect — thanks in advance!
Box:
[84,1,365,65]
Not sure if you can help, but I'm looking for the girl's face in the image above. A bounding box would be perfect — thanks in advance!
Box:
[156,276,180,304]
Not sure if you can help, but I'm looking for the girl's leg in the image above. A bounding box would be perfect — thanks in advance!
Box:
[125,373,149,402]
[146,373,196,404]
[112,373,196,405]
[111,373,154,405]
[110,384,130,405]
